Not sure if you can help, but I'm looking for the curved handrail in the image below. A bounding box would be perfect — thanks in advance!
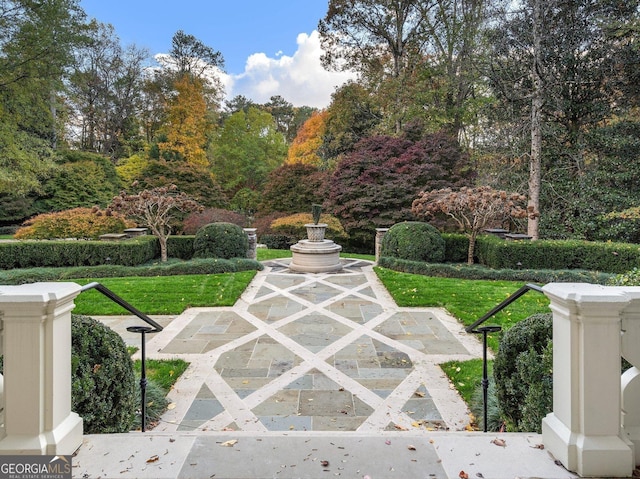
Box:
[80,282,164,333]
[465,283,544,333]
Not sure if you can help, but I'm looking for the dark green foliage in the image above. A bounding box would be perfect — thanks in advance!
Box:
[260,234,297,250]
[193,222,248,259]
[259,163,327,215]
[442,233,469,263]
[493,313,553,432]
[136,161,228,208]
[166,235,195,259]
[377,256,612,284]
[71,314,136,433]
[327,131,471,248]
[0,257,263,285]
[381,222,445,263]
[34,150,122,212]
[0,236,158,269]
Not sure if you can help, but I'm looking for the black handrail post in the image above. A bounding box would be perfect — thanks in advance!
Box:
[127,326,154,432]
[477,325,501,432]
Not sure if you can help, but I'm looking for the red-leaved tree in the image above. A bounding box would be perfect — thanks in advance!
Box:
[412,186,527,264]
[110,185,202,262]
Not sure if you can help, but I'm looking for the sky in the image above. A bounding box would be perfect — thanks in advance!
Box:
[79,0,357,108]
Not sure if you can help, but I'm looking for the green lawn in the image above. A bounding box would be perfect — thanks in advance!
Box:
[72,271,256,315]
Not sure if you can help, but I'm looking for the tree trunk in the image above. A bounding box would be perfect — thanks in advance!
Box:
[159,236,168,262]
[528,0,543,240]
[467,232,477,265]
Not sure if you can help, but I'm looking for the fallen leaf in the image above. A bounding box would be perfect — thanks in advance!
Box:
[414,391,426,398]
[167,403,176,410]
[146,455,159,463]
[531,443,545,450]
[394,424,408,431]
[476,473,484,478]
[220,439,238,447]
[491,438,507,448]
[321,460,330,467]
[459,471,469,479]
[407,445,417,451]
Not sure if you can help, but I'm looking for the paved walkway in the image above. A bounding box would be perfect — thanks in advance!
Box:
[74,259,579,478]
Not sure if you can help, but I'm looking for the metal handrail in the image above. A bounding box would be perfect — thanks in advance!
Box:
[79,281,163,431]
[465,283,544,334]
[80,282,163,332]
[465,282,546,432]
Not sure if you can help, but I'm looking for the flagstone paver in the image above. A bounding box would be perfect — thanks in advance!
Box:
[142,258,484,434]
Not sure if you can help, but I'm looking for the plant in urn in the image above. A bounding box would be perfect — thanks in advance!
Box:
[306,204,327,241]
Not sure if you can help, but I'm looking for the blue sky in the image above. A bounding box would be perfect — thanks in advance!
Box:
[80,0,356,107]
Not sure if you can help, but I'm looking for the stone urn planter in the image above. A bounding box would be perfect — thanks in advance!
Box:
[305,223,327,242]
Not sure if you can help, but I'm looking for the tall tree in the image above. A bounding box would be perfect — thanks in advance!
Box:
[158,74,211,167]
[67,22,148,158]
[486,0,640,239]
[0,0,89,196]
[210,106,287,193]
[319,0,427,133]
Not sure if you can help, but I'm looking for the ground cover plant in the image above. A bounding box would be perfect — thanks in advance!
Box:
[72,271,256,315]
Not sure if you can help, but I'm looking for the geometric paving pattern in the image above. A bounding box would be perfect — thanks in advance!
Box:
[144,258,484,433]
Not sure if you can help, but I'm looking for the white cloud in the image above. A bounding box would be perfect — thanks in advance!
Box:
[222,30,357,109]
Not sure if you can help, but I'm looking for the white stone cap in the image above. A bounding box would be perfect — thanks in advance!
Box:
[0,282,82,303]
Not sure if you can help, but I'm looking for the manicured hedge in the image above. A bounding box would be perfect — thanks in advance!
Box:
[0,236,159,269]
[476,235,640,274]
[166,235,195,260]
[0,257,263,285]
[377,256,612,284]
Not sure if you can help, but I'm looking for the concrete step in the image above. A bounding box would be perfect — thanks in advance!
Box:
[73,431,579,479]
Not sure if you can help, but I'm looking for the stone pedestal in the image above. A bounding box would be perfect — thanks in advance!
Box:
[244,228,257,260]
[290,240,342,273]
[0,282,84,455]
[375,228,389,263]
[289,224,342,273]
[542,283,635,477]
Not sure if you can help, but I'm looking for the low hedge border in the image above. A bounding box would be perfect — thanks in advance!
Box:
[0,236,159,269]
[0,257,263,285]
[377,256,613,284]
[440,233,640,274]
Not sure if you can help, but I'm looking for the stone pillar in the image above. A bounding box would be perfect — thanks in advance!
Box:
[244,228,257,260]
[0,282,83,455]
[375,228,389,263]
[542,283,634,477]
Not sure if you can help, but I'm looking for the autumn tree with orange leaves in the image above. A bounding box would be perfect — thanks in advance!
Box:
[412,186,527,265]
[287,110,328,167]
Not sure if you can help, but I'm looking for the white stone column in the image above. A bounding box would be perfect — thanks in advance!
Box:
[542,283,634,477]
[0,282,83,455]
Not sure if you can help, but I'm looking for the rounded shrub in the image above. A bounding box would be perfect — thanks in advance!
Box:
[493,313,553,432]
[193,222,248,259]
[381,222,445,263]
[71,314,136,433]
